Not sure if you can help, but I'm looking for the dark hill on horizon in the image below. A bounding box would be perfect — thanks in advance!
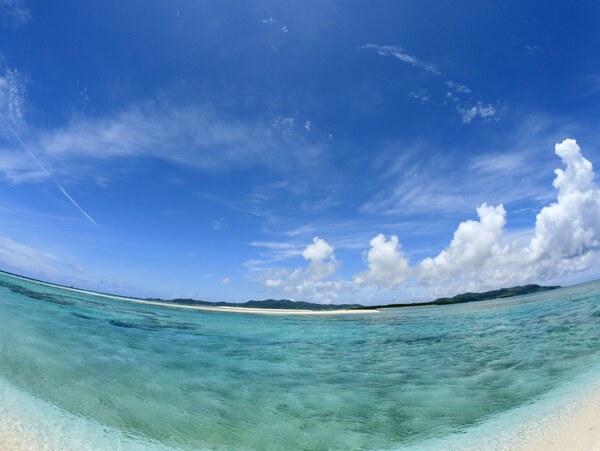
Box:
[147,297,363,311]
[359,284,561,310]
[150,284,560,310]
[0,270,566,311]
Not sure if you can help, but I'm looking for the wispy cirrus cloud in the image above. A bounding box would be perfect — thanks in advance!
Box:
[0,235,79,281]
[0,0,30,28]
[362,44,440,74]
[0,69,99,226]
[37,105,320,174]
[0,100,323,192]
[244,240,303,269]
[363,43,500,123]
[0,59,323,189]
[360,116,575,218]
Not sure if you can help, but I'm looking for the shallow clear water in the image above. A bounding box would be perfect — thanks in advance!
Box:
[0,272,599,450]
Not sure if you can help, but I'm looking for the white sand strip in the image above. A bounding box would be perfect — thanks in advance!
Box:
[0,378,164,451]
[3,272,377,315]
[110,299,379,315]
[509,383,600,451]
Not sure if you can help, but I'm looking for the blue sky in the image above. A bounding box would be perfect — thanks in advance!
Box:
[1,0,600,304]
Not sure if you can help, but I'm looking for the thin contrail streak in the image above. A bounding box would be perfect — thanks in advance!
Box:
[0,112,99,227]
[54,181,99,227]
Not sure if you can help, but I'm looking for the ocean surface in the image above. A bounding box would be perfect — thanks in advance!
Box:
[0,271,599,450]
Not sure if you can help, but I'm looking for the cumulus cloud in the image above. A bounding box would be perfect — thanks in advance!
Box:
[262,237,343,303]
[255,139,600,304]
[256,138,600,304]
[354,234,411,286]
[420,203,507,282]
[356,138,600,298]
[302,237,337,280]
[416,140,600,289]
[527,139,600,271]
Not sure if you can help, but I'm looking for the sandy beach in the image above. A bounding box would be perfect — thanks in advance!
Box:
[509,384,600,451]
[123,301,379,315]
[5,272,377,316]
[1,384,599,450]
[0,427,29,451]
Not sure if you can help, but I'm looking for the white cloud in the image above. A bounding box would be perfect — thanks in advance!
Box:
[245,240,303,269]
[0,67,24,121]
[265,278,283,287]
[220,277,230,285]
[361,116,568,218]
[528,139,600,266]
[408,88,431,104]
[417,139,600,292]
[0,64,322,188]
[302,237,337,281]
[0,68,99,226]
[256,140,600,304]
[362,44,440,74]
[526,45,542,55]
[470,152,528,174]
[354,234,411,286]
[271,116,294,130]
[0,235,62,278]
[260,237,342,303]
[0,0,30,28]
[363,46,498,124]
[357,138,600,298]
[0,151,45,183]
[446,81,471,94]
[444,80,499,124]
[420,203,507,282]
[261,13,277,25]
[213,217,226,230]
[250,240,296,250]
[457,102,497,124]
[0,100,322,186]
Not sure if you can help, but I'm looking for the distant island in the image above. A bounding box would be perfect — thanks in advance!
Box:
[357,284,561,310]
[146,297,364,311]
[0,269,561,312]
[150,284,560,311]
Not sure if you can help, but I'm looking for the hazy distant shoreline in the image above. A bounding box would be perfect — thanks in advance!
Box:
[0,270,378,315]
[0,269,565,315]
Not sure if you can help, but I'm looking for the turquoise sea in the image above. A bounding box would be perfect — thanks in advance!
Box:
[1,271,600,450]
